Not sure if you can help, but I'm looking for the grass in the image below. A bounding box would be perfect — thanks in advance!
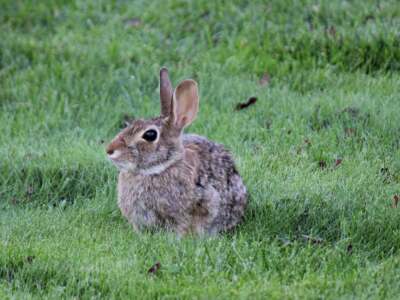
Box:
[1,0,400,298]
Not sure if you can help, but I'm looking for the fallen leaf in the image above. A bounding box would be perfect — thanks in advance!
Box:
[259,73,270,86]
[335,159,343,167]
[392,195,399,208]
[148,262,161,275]
[235,97,257,111]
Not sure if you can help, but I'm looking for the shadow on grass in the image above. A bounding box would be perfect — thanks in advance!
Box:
[240,192,400,258]
[1,161,115,207]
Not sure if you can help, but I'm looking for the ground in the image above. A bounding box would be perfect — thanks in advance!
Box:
[1,0,400,299]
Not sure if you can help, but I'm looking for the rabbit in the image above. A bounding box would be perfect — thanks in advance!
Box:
[106,68,247,236]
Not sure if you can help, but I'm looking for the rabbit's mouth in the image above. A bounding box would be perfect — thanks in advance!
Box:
[107,149,123,160]
[110,159,137,172]
[107,150,137,172]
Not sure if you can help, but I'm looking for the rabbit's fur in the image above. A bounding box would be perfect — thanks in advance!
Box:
[106,68,247,235]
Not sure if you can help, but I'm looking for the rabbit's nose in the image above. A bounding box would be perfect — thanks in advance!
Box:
[106,135,126,156]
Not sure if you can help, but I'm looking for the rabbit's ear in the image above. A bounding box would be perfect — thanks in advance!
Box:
[172,79,199,129]
[160,67,173,117]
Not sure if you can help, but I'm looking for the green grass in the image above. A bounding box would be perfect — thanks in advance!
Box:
[1,0,400,298]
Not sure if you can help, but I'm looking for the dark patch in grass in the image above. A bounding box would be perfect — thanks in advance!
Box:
[26,256,35,264]
[347,244,353,255]
[148,262,161,275]
[318,160,327,170]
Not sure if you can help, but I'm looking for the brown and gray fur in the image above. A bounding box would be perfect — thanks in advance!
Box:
[106,68,247,236]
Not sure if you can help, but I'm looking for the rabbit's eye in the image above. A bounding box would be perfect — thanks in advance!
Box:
[142,129,158,142]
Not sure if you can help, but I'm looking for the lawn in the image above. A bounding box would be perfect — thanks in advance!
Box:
[1,0,400,298]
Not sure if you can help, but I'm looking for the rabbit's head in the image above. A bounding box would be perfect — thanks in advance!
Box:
[106,68,199,175]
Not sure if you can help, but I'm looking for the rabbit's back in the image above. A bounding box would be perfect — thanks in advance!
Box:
[183,134,247,232]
